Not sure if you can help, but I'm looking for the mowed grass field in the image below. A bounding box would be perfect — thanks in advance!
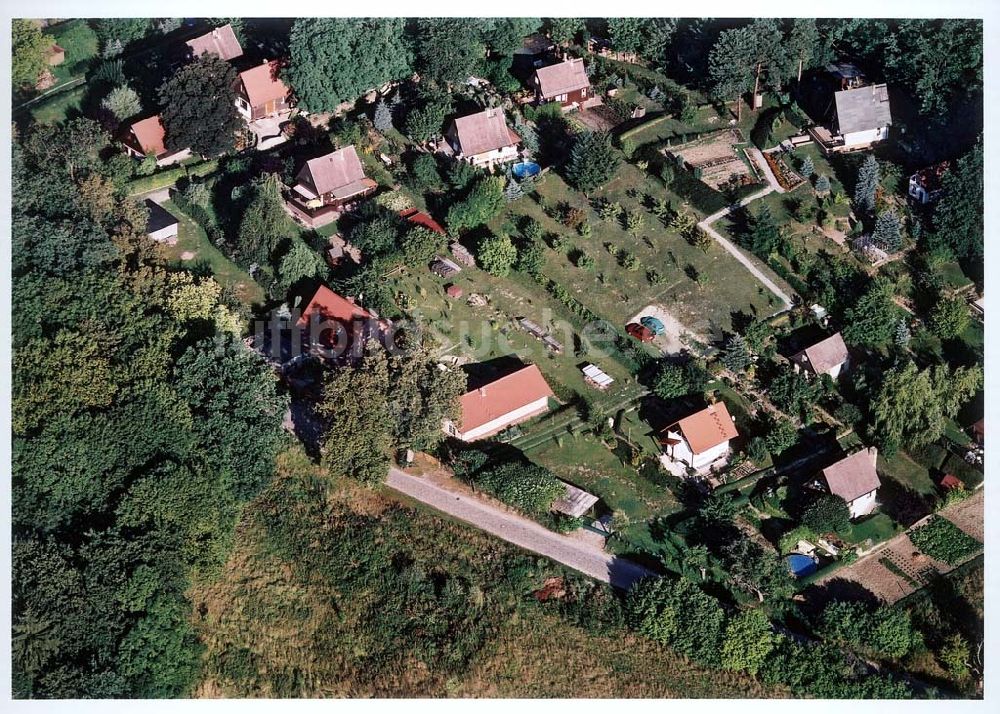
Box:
[390,263,648,409]
[160,200,266,306]
[504,166,786,339]
[529,426,680,523]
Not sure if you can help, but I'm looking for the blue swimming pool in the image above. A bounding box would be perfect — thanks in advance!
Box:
[785,553,818,578]
[511,161,541,179]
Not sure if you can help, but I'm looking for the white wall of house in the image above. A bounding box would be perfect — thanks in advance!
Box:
[848,489,877,518]
[466,145,519,168]
[235,96,252,120]
[156,148,192,167]
[443,396,550,442]
[663,430,730,470]
[824,361,846,380]
[843,126,888,147]
[908,178,941,205]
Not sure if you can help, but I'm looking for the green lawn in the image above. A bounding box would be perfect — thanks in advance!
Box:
[28,84,85,125]
[504,167,786,339]
[389,265,645,409]
[714,180,856,261]
[878,451,937,496]
[938,260,974,291]
[530,430,679,522]
[843,512,900,546]
[620,104,730,146]
[160,200,265,306]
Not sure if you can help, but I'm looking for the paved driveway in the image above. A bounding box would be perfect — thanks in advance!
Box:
[386,468,653,590]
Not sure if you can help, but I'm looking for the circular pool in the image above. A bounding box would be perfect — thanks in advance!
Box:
[511,161,541,179]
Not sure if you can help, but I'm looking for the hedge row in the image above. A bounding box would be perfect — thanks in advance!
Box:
[126,158,219,195]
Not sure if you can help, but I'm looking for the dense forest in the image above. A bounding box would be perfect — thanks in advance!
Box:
[10,119,289,696]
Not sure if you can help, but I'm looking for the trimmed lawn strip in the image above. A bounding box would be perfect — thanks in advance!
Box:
[877,451,937,496]
[160,199,265,306]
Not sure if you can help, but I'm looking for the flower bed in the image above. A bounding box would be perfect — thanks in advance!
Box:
[763,151,805,191]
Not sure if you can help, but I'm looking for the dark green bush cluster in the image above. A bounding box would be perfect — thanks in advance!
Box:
[473,461,566,517]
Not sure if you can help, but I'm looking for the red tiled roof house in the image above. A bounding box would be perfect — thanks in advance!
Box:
[819,448,881,519]
[791,332,850,379]
[445,108,520,168]
[295,284,384,360]
[659,402,739,470]
[532,58,592,109]
[120,115,192,166]
[399,207,446,234]
[444,364,555,442]
[235,60,291,121]
[186,23,244,62]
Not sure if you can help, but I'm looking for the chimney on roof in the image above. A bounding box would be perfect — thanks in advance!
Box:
[212,29,219,38]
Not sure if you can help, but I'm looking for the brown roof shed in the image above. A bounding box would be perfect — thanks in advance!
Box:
[449,108,519,157]
[186,24,244,61]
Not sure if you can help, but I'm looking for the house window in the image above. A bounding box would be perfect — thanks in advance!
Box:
[237,97,250,111]
[581,88,587,98]
[556,93,567,102]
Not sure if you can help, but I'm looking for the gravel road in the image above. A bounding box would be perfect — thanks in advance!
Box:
[386,468,653,590]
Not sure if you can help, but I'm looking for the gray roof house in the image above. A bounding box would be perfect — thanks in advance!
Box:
[833,83,892,148]
[791,332,850,379]
[820,448,881,519]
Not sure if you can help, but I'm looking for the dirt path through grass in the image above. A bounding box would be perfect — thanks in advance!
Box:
[697,186,796,312]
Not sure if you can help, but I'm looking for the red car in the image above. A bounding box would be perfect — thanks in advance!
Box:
[625,322,655,343]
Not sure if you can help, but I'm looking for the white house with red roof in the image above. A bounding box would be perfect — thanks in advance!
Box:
[445,108,520,168]
[235,60,291,120]
[659,402,739,471]
[120,115,191,166]
[818,448,881,518]
[443,364,555,442]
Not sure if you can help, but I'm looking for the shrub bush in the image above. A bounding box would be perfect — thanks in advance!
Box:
[473,461,565,517]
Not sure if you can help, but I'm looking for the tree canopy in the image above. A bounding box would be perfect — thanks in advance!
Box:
[872,360,982,453]
[158,55,241,156]
[564,131,619,192]
[12,119,287,697]
[12,19,48,89]
[288,18,412,112]
[931,139,983,259]
[414,18,484,85]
